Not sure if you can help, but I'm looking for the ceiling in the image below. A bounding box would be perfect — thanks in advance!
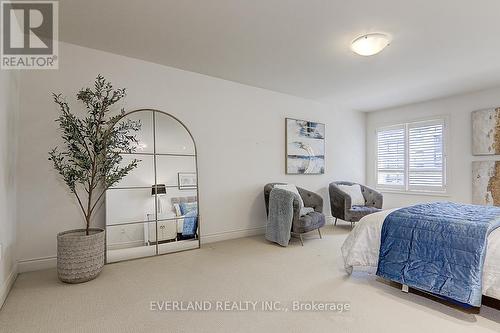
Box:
[58,0,500,111]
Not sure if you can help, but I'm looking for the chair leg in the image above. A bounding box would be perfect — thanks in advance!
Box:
[299,234,304,246]
[350,221,354,229]
[318,228,322,239]
[334,217,337,226]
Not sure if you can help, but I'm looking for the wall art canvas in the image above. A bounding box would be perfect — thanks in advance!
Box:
[286,118,325,174]
[472,108,500,155]
[178,172,197,190]
[472,161,500,206]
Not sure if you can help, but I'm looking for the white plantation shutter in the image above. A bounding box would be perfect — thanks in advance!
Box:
[377,125,405,188]
[376,119,446,192]
[408,120,445,191]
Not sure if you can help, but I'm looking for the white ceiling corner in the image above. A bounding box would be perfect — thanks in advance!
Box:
[58,0,500,111]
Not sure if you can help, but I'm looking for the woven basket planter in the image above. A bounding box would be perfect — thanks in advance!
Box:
[57,228,105,283]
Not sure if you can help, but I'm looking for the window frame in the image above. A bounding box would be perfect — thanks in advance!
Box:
[375,124,406,191]
[375,117,448,195]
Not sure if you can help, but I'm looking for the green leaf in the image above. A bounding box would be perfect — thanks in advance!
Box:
[49,75,141,230]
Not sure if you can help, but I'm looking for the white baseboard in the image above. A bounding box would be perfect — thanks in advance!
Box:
[201,225,266,244]
[17,226,269,272]
[0,263,18,310]
[201,218,332,244]
[18,256,56,273]
[107,240,145,251]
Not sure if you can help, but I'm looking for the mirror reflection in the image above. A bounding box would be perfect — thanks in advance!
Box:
[106,110,199,263]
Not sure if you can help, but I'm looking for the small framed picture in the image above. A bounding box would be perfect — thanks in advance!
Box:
[178,172,197,190]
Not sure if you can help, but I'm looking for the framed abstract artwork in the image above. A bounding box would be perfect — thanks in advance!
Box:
[472,108,500,155]
[472,161,500,206]
[285,118,325,174]
[178,172,197,190]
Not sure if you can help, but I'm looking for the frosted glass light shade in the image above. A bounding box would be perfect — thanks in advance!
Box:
[351,33,391,56]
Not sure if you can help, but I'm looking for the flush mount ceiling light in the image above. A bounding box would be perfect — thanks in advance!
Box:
[351,33,391,56]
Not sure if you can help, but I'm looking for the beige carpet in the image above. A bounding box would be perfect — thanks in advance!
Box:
[1,225,500,333]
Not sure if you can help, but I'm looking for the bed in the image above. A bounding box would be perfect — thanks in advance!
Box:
[341,205,500,303]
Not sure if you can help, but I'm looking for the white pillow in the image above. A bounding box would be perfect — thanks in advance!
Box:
[172,204,184,233]
[173,203,182,216]
[274,184,304,210]
[338,184,365,207]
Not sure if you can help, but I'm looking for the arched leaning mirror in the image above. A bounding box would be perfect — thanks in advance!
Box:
[105,109,199,263]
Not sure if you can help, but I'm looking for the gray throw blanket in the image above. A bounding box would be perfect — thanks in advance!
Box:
[266,188,298,246]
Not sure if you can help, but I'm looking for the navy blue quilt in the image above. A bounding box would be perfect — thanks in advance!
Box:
[376,202,500,306]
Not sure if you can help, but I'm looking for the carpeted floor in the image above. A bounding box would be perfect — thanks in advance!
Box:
[1,225,500,332]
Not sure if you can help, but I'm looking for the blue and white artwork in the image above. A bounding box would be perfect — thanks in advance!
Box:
[286,118,325,174]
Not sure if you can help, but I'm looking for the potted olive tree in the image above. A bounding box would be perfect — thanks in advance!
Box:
[49,75,140,283]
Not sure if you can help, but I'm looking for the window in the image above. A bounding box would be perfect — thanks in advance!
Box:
[376,119,446,193]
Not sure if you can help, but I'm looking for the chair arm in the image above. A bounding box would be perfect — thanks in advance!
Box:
[329,183,351,220]
[298,187,323,213]
[264,183,301,230]
[263,183,286,217]
[361,185,383,209]
[291,198,301,229]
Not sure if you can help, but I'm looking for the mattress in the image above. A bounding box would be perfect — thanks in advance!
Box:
[341,208,500,300]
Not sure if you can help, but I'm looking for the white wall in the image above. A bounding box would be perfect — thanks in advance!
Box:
[366,86,500,209]
[16,42,365,271]
[0,71,19,307]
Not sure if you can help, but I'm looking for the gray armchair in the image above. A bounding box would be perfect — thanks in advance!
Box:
[329,181,383,228]
[264,183,325,245]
